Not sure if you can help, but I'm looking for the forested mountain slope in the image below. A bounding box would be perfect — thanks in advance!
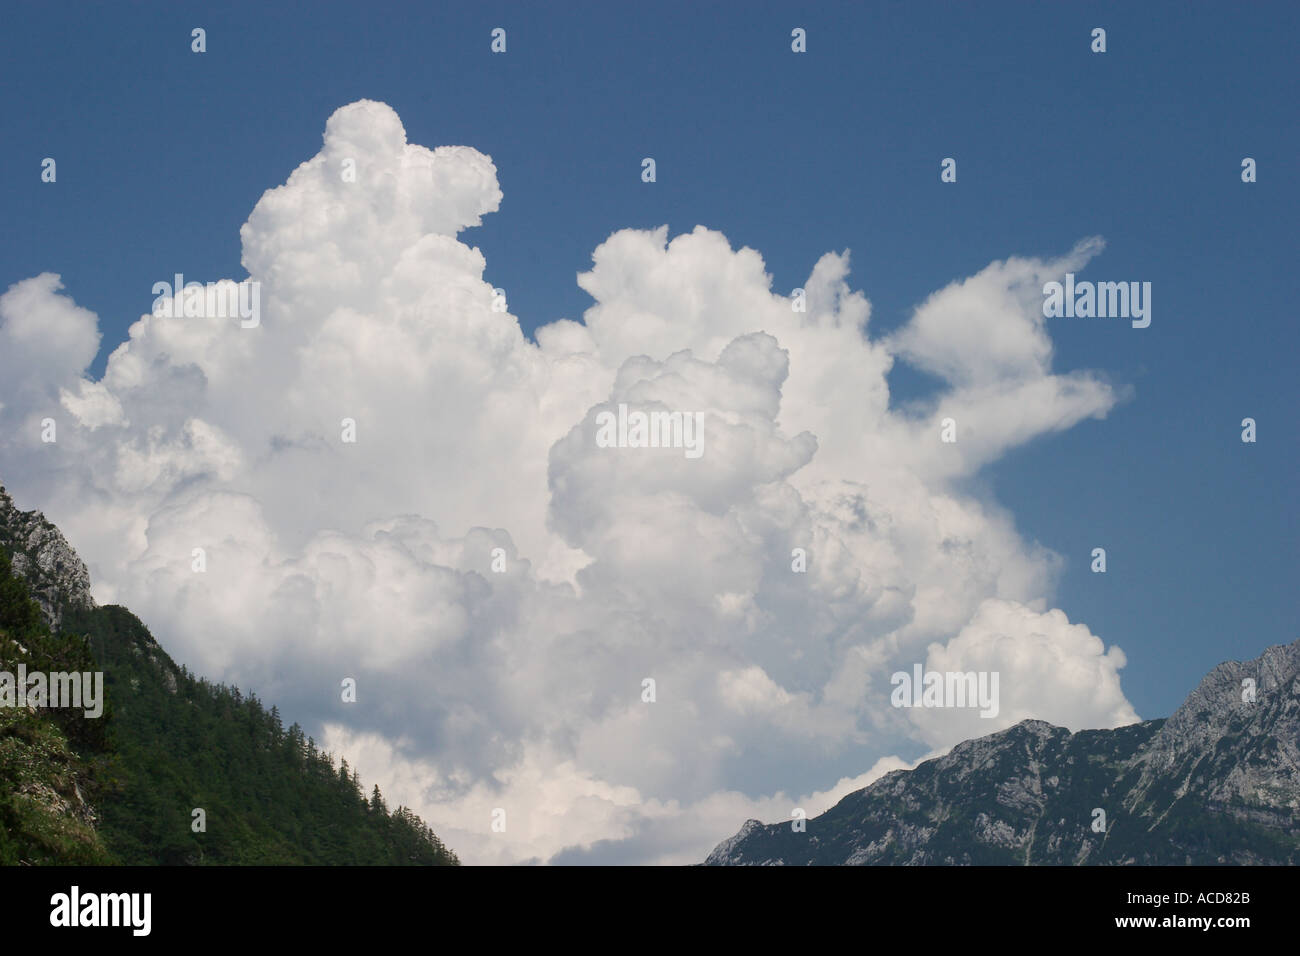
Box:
[0,485,458,866]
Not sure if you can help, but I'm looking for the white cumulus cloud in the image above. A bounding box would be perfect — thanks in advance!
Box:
[0,99,1138,864]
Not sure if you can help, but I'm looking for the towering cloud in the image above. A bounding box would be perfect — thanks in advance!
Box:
[0,100,1135,864]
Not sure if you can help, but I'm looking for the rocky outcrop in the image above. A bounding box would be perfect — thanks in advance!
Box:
[705,641,1300,865]
[0,484,95,631]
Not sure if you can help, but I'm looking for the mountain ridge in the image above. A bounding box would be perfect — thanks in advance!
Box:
[0,482,459,866]
[705,640,1299,865]
[0,484,95,632]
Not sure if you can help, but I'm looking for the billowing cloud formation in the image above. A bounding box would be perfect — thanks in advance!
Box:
[0,100,1139,864]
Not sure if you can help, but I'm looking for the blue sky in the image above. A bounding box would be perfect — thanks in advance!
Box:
[2,0,1295,730]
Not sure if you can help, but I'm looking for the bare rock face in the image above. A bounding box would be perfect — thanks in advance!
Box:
[0,484,96,631]
[1123,641,1300,837]
[705,641,1300,865]
[703,819,767,866]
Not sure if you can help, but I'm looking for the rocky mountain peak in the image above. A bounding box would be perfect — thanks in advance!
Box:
[0,483,96,631]
[705,639,1299,865]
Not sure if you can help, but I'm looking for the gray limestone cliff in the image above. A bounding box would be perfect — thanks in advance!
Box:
[706,641,1300,865]
[0,484,96,631]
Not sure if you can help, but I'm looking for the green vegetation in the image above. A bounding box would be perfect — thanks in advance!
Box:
[0,549,457,865]
[0,549,113,864]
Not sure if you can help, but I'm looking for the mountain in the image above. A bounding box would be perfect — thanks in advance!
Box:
[0,485,94,632]
[0,484,458,865]
[705,641,1300,865]
[0,540,107,863]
